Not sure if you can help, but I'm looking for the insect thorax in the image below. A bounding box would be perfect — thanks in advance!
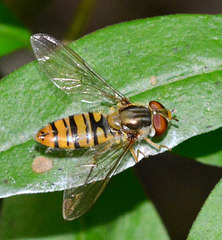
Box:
[108,105,152,134]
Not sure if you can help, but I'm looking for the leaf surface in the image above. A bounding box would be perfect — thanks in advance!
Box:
[1,15,222,197]
[187,179,222,240]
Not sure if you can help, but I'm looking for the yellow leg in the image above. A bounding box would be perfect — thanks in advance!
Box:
[130,148,146,162]
[145,137,171,151]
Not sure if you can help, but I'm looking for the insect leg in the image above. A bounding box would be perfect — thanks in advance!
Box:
[130,148,146,162]
[84,141,115,183]
[144,137,171,151]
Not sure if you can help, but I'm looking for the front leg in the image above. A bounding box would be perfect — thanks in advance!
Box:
[145,137,171,151]
[130,148,147,162]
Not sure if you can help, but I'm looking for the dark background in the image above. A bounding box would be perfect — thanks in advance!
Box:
[1,0,222,76]
[1,1,222,239]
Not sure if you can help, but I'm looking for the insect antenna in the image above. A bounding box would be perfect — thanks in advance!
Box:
[171,109,179,122]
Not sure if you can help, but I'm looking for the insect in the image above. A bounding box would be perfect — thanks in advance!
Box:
[31,33,178,220]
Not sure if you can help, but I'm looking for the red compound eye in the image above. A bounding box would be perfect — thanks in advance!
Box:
[153,114,168,136]
[149,101,165,110]
[149,101,168,136]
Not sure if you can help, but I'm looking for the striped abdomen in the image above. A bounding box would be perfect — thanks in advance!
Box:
[36,113,114,149]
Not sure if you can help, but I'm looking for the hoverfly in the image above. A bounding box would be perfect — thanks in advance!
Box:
[31,34,178,220]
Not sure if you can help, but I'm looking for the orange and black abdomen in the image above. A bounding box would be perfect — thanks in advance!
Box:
[36,113,114,149]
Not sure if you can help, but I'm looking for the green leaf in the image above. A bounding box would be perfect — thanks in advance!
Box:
[0,169,170,240]
[1,14,222,198]
[0,23,31,57]
[187,179,222,240]
[173,127,222,166]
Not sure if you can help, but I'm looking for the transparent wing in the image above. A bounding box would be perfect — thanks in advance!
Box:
[63,140,134,220]
[30,33,128,104]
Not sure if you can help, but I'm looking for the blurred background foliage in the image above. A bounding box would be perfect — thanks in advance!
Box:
[1,0,222,76]
[0,1,222,240]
